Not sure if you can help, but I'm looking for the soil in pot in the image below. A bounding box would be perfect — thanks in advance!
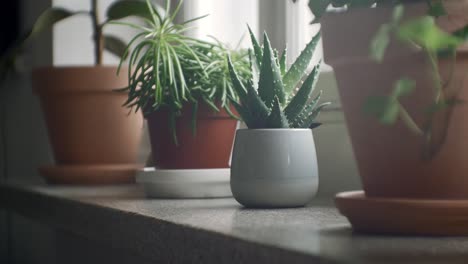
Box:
[147,103,238,169]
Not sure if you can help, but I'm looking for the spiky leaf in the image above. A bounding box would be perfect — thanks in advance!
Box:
[290,91,324,127]
[283,31,321,94]
[266,97,290,128]
[246,80,270,128]
[258,32,286,107]
[300,102,331,128]
[227,56,248,104]
[230,99,255,128]
[284,64,320,121]
[279,48,287,77]
[248,25,263,69]
[309,122,322,129]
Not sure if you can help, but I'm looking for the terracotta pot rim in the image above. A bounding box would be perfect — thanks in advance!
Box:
[329,50,468,68]
[32,65,129,94]
[32,65,127,71]
[236,128,311,132]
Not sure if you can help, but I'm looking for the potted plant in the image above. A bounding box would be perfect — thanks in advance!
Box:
[304,0,468,234]
[0,0,158,184]
[227,27,330,208]
[117,0,250,169]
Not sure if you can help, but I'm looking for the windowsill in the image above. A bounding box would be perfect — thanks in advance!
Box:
[1,183,467,264]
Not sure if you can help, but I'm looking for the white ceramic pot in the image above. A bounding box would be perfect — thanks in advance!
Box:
[231,129,319,208]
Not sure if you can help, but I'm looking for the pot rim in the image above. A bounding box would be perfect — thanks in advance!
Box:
[32,65,128,72]
[236,128,312,132]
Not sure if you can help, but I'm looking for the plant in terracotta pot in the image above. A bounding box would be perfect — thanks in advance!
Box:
[117,0,251,170]
[228,27,330,208]
[0,0,160,184]
[302,0,468,234]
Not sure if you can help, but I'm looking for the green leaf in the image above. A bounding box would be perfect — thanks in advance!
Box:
[308,0,332,23]
[425,98,463,115]
[370,24,391,62]
[107,0,154,21]
[427,0,446,17]
[283,31,320,94]
[266,97,290,128]
[301,102,331,128]
[230,98,255,128]
[363,96,399,125]
[31,8,75,36]
[392,77,415,98]
[1,8,75,81]
[227,55,248,104]
[246,82,271,128]
[392,4,404,22]
[453,26,468,41]
[104,35,128,59]
[279,48,287,77]
[258,32,286,107]
[309,122,322,129]
[247,25,262,69]
[290,91,324,127]
[284,64,320,121]
[397,16,462,52]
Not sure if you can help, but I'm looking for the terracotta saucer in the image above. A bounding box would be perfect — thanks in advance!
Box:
[39,164,143,185]
[335,191,468,236]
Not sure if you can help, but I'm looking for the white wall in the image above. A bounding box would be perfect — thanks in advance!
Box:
[53,0,140,66]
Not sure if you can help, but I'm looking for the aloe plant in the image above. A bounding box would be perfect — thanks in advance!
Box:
[228,27,330,129]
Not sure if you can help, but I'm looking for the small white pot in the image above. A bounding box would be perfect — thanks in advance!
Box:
[231,129,319,208]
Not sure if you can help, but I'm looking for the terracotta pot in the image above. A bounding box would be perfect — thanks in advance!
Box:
[33,66,143,165]
[147,103,237,169]
[321,5,468,199]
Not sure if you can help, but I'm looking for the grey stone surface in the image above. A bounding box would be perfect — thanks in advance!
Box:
[1,184,468,264]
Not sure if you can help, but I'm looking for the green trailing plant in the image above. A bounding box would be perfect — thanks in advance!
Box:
[301,0,468,159]
[227,27,330,129]
[0,0,159,81]
[116,0,250,143]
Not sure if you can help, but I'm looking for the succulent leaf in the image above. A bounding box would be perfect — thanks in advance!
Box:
[246,86,270,128]
[228,26,329,129]
[230,98,255,128]
[300,102,331,128]
[266,97,290,128]
[248,50,259,90]
[279,48,287,77]
[290,90,323,127]
[258,32,286,107]
[284,63,321,121]
[248,25,263,69]
[227,56,248,104]
[283,31,321,94]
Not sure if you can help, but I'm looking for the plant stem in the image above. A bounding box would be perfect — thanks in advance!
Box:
[398,102,423,135]
[427,50,444,102]
[91,0,103,65]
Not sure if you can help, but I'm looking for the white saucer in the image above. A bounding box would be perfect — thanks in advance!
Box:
[136,168,232,199]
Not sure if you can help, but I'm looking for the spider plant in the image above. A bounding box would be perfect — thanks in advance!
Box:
[116,0,250,143]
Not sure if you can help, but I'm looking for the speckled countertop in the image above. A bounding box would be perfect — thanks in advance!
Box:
[1,184,467,264]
